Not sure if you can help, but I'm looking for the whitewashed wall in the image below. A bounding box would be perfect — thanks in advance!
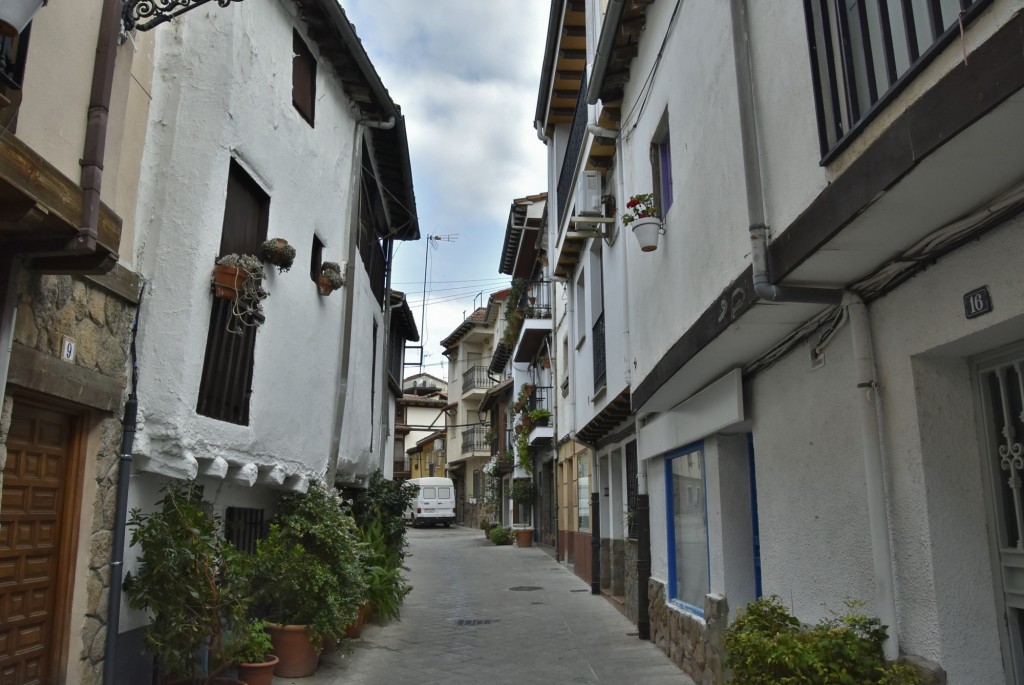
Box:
[131,1,370,484]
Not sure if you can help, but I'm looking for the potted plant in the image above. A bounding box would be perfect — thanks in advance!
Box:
[230,619,279,685]
[317,261,344,296]
[621,193,663,252]
[258,237,297,272]
[480,519,493,538]
[122,483,249,685]
[212,254,269,333]
[252,481,368,677]
[488,525,514,545]
[529,408,551,426]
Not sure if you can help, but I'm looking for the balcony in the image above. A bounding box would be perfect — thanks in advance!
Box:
[461,426,489,456]
[462,365,496,400]
[527,386,554,445]
[513,280,554,363]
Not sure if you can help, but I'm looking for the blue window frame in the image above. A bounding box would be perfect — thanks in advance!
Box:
[665,441,709,616]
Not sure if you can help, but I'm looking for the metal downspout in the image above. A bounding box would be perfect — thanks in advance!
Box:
[636,453,651,640]
[103,281,145,685]
[77,0,121,255]
[585,0,626,105]
[730,0,897,657]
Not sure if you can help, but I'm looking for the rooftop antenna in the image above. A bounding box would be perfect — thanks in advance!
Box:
[414,233,459,372]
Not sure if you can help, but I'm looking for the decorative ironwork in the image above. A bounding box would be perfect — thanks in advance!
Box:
[122,0,245,33]
[997,365,1024,548]
[592,312,606,392]
[557,75,588,227]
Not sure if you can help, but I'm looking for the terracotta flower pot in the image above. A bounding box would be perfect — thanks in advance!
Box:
[266,623,319,678]
[344,604,372,639]
[316,273,335,296]
[236,655,280,685]
[212,264,248,300]
[515,528,534,547]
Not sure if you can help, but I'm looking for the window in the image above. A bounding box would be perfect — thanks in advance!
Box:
[473,469,481,497]
[197,160,269,424]
[666,442,709,615]
[224,507,266,554]
[650,115,672,215]
[805,0,988,159]
[421,487,436,498]
[438,486,452,498]
[309,234,324,282]
[575,269,586,347]
[577,454,590,531]
[0,23,30,132]
[292,30,316,126]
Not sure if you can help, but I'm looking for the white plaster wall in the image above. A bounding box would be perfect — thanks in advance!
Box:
[620,0,752,389]
[748,215,1024,684]
[131,2,364,481]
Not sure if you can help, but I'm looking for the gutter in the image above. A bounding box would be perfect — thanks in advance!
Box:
[730,0,897,657]
[75,0,121,256]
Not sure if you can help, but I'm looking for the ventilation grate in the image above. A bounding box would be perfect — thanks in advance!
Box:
[509,586,543,592]
[455,619,496,626]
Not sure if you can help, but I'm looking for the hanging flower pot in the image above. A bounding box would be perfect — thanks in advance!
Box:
[317,261,344,296]
[631,217,663,252]
[259,238,297,272]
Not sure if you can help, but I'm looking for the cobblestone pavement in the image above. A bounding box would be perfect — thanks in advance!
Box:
[276,525,694,685]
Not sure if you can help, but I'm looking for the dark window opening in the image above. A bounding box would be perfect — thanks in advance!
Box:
[0,24,31,132]
[650,114,672,217]
[310,234,324,282]
[224,507,266,554]
[292,30,316,126]
[197,160,269,425]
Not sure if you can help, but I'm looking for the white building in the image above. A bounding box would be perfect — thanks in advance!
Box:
[537,0,1024,683]
[119,0,419,677]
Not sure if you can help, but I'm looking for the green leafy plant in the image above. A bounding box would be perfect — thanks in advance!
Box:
[123,483,251,683]
[620,193,658,225]
[725,596,925,685]
[343,469,418,564]
[489,526,514,545]
[510,478,535,505]
[317,261,345,295]
[358,518,412,621]
[253,481,367,647]
[529,408,551,424]
[229,619,274,665]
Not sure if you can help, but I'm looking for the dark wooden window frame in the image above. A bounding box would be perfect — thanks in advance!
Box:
[292,30,316,126]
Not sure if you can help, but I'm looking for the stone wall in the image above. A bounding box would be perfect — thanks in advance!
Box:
[610,538,625,596]
[7,268,138,685]
[648,578,727,685]
[625,538,638,622]
[600,537,611,590]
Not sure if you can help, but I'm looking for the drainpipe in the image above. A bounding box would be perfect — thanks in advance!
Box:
[76,0,121,255]
[103,281,145,685]
[730,0,897,658]
[585,0,626,105]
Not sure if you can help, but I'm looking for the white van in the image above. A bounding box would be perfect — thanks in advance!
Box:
[406,477,456,527]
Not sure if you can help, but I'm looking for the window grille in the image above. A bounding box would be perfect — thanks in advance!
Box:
[224,507,266,554]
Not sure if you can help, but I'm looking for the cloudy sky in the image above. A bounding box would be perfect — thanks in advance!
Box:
[341,1,551,380]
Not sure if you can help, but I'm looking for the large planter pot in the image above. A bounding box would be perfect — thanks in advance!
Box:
[344,603,372,639]
[236,655,280,685]
[212,264,248,300]
[515,527,534,547]
[266,623,319,678]
[165,678,245,685]
[630,217,663,252]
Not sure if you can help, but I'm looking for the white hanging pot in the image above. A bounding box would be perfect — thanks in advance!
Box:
[631,217,663,252]
[0,0,45,37]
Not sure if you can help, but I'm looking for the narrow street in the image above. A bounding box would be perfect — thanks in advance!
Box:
[283,525,694,685]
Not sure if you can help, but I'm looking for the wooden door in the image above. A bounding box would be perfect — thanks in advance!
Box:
[0,403,77,685]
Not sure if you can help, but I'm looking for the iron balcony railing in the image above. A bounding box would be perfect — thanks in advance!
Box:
[526,280,552,319]
[556,75,588,228]
[804,0,988,159]
[593,312,606,393]
[529,385,553,415]
[462,365,496,394]
[461,426,489,455]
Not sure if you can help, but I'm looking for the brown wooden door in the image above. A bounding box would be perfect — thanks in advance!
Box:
[0,404,75,685]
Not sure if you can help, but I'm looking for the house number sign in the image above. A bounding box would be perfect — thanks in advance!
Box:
[964,286,992,320]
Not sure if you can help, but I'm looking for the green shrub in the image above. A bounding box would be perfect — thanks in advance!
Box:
[342,469,417,564]
[725,596,924,685]
[489,526,514,545]
[359,518,412,621]
[229,619,273,664]
[253,481,367,647]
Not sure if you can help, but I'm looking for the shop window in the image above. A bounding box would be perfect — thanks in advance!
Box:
[666,442,709,616]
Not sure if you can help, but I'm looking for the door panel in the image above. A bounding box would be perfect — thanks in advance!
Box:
[0,404,74,685]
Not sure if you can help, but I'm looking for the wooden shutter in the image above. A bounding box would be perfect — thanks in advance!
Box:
[292,31,315,126]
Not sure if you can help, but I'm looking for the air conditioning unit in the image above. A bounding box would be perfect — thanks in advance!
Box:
[575,170,602,216]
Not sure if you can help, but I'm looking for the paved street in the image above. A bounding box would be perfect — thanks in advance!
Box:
[279,525,694,685]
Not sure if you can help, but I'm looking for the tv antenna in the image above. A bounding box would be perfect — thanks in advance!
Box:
[409,233,459,373]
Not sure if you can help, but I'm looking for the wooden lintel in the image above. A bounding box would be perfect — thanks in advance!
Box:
[7,342,124,413]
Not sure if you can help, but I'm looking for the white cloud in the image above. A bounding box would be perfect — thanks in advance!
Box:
[341,0,550,362]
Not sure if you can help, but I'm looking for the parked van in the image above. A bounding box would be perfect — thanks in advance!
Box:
[406,477,456,527]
